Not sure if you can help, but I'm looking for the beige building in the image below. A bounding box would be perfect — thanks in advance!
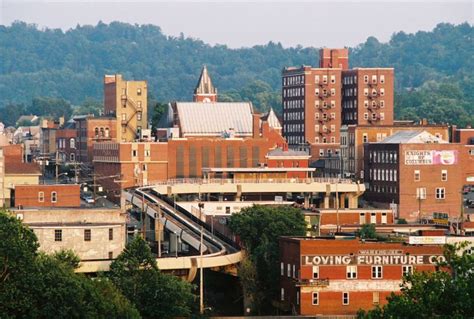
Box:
[13,208,126,261]
[104,74,148,142]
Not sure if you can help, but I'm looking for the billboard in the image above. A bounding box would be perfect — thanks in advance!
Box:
[405,150,458,165]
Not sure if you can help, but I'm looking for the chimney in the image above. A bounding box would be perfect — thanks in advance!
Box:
[421,118,428,126]
[252,114,260,138]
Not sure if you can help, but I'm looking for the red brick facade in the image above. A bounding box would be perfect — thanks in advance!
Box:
[279,237,444,316]
[13,184,81,208]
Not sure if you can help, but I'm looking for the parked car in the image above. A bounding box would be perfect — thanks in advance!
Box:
[81,194,95,204]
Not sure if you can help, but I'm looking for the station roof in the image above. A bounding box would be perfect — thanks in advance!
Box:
[202,167,316,173]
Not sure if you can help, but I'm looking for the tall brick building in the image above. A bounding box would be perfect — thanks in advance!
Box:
[104,74,147,142]
[282,48,394,161]
[364,130,465,222]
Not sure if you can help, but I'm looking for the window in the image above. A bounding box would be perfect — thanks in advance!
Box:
[281,262,284,276]
[436,187,446,199]
[38,191,44,203]
[364,88,369,96]
[364,75,369,84]
[315,75,319,84]
[315,88,320,96]
[51,191,57,203]
[142,164,147,171]
[84,229,91,241]
[380,112,385,120]
[380,100,385,108]
[330,88,336,96]
[323,75,328,84]
[292,264,296,278]
[402,265,413,276]
[137,112,142,121]
[330,75,336,84]
[109,228,114,241]
[414,170,420,181]
[380,75,385,83]
[296,291,300,305]
[343,292,349,305]
[70,153,75,161]
[363,134,368,143]
[372,265,383,279]
[364,100,369,108]
[312,265,319,279]
[416,187,426,199]
[132,150,137,157]
[137,101,142,108]
[54,229,62,241]
[137,88,142,96]
[371,213,377,224]
[364,113,369,120]
[70,138,75,149]
[312,292,319,305]
[380,88,385,96]
[373,292,380,305]
[287,263,291,277]
[346,265,357,279]
[108,252,113,259]
[281,288,285,301]
[381,213,387,224]
[441,170,447,181]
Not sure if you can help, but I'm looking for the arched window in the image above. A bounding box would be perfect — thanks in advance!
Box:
[70,138,75,149]
[70,153,75,162]
[100,127,105,137]
[94,127,99,137]
[104,127,110,138]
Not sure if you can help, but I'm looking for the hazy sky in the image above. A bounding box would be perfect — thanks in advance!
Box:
[1,0,472,48]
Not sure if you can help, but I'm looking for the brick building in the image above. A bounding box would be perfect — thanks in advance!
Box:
[104,74,147,142]
[55,122,78,163]
[94,102,286,200]
[279,237,444,316]
[74,115,116,163]
[340,122,449,179]
[266,147,310,178]
[282,49,395,163]
[12,184,81,208]
[364,130,465,222]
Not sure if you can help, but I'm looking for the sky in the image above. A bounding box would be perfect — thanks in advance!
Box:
[1,0,472,48]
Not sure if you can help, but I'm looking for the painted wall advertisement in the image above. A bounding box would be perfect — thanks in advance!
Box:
[404,150,458,165]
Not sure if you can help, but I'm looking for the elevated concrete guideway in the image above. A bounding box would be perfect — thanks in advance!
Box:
[148,177,365,209]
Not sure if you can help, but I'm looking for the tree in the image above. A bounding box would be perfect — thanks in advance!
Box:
[229,205,306,314]
[150,102,168,135]
[109,236,194,319]
[358,242,474,319]
[0,209,140,318]
[358,224,377,239]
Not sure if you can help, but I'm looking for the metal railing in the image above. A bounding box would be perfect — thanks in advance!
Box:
[143,177,355,186]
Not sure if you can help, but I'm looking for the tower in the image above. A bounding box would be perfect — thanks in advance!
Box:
[193,65,217,102]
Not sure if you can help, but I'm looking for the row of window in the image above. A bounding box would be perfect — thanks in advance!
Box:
[318,148,340,157]
[369,150,398,163]
[284,112,304,121]
[342,74,385,85]
[57,138,76,149]
[122,88,142,96]
[315,88,337,97]
[363,112,385,121]
[314,124,337,133]
[315,113,336,121]
[54,228,114,242]
[416,187,446,200]
[315,74,337,85]
[285,124,304,133]
[315,100,336,109]
[369,168,398,182]
[363,88,385,97]
[315,136,337,145]
[414,170,448,182]
[369,184,397,194]
[283,87,304,98]
[38,191,57,203]
[94,127,111,138]
[131,149,151,158]
[287,135,305,145]
[283,75,304,86]
[121,112,143,122]
[283,99,304,109]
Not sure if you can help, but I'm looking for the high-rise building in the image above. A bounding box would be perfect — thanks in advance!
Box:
[193,65,217,103]
[282,49,395,161]
[282,66,342,159]
[104,74,147,142]
[341,68,394,126]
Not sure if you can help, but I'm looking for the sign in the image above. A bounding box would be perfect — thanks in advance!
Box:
[409,236,446,245]
[302,253,445,266]
[274,195,283,202]
[404,150,458,165]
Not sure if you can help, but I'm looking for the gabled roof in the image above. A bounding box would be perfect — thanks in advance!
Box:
[379,130,448,144]
[194,65,217,95]
[175,102,254,137]
[261,108,282,129]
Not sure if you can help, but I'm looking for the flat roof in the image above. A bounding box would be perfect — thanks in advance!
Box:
[202,167,316,173]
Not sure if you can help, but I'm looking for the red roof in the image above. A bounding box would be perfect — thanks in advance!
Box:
[5,162,41,175]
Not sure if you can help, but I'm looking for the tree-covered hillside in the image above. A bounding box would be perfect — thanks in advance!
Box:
[0,21,472,126]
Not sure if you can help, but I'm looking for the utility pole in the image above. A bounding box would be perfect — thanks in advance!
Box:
[157,205,162,257]
[141,190,146,240]
[198,201,205,315]
[55,150,59,184]
[336,181,339,234]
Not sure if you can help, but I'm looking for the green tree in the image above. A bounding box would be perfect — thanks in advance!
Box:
[0,209,140,318]
[73,97,103,116]
[358,224,377,239]
[150,102,168,134]
[109,236,194,319]
[229,205,306,314]
[358,242,474,319]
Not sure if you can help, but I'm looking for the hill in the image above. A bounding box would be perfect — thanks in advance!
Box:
[0,21,472,126]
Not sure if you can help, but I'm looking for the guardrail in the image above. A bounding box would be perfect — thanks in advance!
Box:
[143,177,356,186]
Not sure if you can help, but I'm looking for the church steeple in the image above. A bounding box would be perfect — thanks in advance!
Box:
[193,65,217,102]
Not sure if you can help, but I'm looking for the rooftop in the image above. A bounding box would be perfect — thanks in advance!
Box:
[5,162,41,175]
[267,147,310,158]
[378,130,448,144]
